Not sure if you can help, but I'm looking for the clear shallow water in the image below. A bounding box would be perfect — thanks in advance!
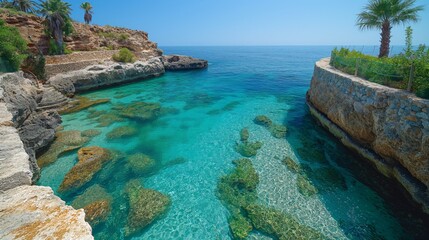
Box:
[38,46,428,240]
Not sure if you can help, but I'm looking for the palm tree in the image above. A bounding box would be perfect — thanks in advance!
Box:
[80,2,93,24]
[11,0,38,13]
[357,0,424,58]
[39,0,73,54]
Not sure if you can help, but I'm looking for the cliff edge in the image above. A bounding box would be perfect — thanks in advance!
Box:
[307,58,429,213]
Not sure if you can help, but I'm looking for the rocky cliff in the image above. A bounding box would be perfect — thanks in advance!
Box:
[307,58,429,213]
[0,8,161,57]
[0,72,93,239]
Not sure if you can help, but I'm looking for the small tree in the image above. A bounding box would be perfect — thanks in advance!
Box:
[11,0,38,13]
[405,26,413,57]
[357,0,424,58]
[80,2,93,24]
[113,48,136,63]
[0,19,28,72]
[40,0,73,55]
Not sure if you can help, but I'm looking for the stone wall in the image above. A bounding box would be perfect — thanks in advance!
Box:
[0,72,93,239]
[307,58,429,213]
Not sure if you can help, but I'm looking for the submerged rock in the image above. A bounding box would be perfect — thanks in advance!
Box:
[184,93,220,110]
[81,129,102,138]
[59,146,112,193]
[235,141,263,157]
[59,96,110,114]
[72,184,112,227]
[240,128,249,142]
[82,200,110,227]
[228,214,253,240]
[270,124,287,138]
[216,158,259,239]
[254,115,273,128]
[106,126,138,140]
[162,55,208,71]
[296,174,318,197]
[124,180,170,237]
[254,115,287,139]
[37,130,89,168]
[96,113,125,127]
[116,102,162,121]
[245,204,326,239]
[127,153,156,175]
[282,157,301,174]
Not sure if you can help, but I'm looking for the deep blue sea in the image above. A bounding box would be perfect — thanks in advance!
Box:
[38,46,428,240]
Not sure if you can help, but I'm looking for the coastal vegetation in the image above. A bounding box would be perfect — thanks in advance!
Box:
[330,45,429,98]
[0,19,27,71]
[80,2,92,24]
[357,0,424,57]
[112,48,137,63]
[40,0,73,55]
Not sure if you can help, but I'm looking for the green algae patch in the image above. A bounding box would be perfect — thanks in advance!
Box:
[270,124,287,138]
[127,153,156,175]
[59,146,112,193]
[115,102,162,121]
[234,141,263,157]
[296,174,318,197]
[37,130,89,168]
[245,204,327,240]
[240,128,249,142]
[254,115,273,127]
[106,126,138,140]
[217,158,259,239]
[228,214,253,240]
[81,129,102,138]
[254,115,287,139]
[282,156,301,174]
[96,113,126,127]
[124,180,171,237]
[60,96,110,114]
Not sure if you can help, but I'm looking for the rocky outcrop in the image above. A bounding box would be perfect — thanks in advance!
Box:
[307,58,429,213]
[162,55,208,71]
[0,9,161,57]
[48,57,165,95]
[0,185,93,240]
[0,73,65,180]
[0,72,93,239]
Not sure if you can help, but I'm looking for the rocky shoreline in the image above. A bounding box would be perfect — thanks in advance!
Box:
[307,58,429,214]
[0,54,207,238]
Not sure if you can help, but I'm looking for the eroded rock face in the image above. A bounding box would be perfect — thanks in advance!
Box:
[48,58,165,95]
[0,185,93,240]
[307,58,429,212]
[0,73,64,181]
[0,9,160,56]
[162,55,208,71]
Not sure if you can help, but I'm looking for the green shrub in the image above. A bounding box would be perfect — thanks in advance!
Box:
[330,47,429,98]
[98,31,129,41]
[113,48,136,63]
[0,19,28,72]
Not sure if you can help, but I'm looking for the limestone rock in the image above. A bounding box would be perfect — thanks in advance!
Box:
[48,58,165,95]
[162,55,208,71]
[59,147,112,193]
[0,185,93,240]
[307,58,429,212]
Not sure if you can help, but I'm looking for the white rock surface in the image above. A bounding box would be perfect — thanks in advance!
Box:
[0,185,93,240]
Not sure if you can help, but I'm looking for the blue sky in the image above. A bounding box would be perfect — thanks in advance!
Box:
[67,0,429,46]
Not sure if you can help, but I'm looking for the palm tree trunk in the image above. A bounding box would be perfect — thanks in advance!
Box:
[379,20,391,58]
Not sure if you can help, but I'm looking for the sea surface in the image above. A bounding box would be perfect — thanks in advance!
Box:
[38,46,428,240]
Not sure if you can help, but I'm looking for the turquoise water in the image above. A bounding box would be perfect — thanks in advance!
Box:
[38,46,428,240]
